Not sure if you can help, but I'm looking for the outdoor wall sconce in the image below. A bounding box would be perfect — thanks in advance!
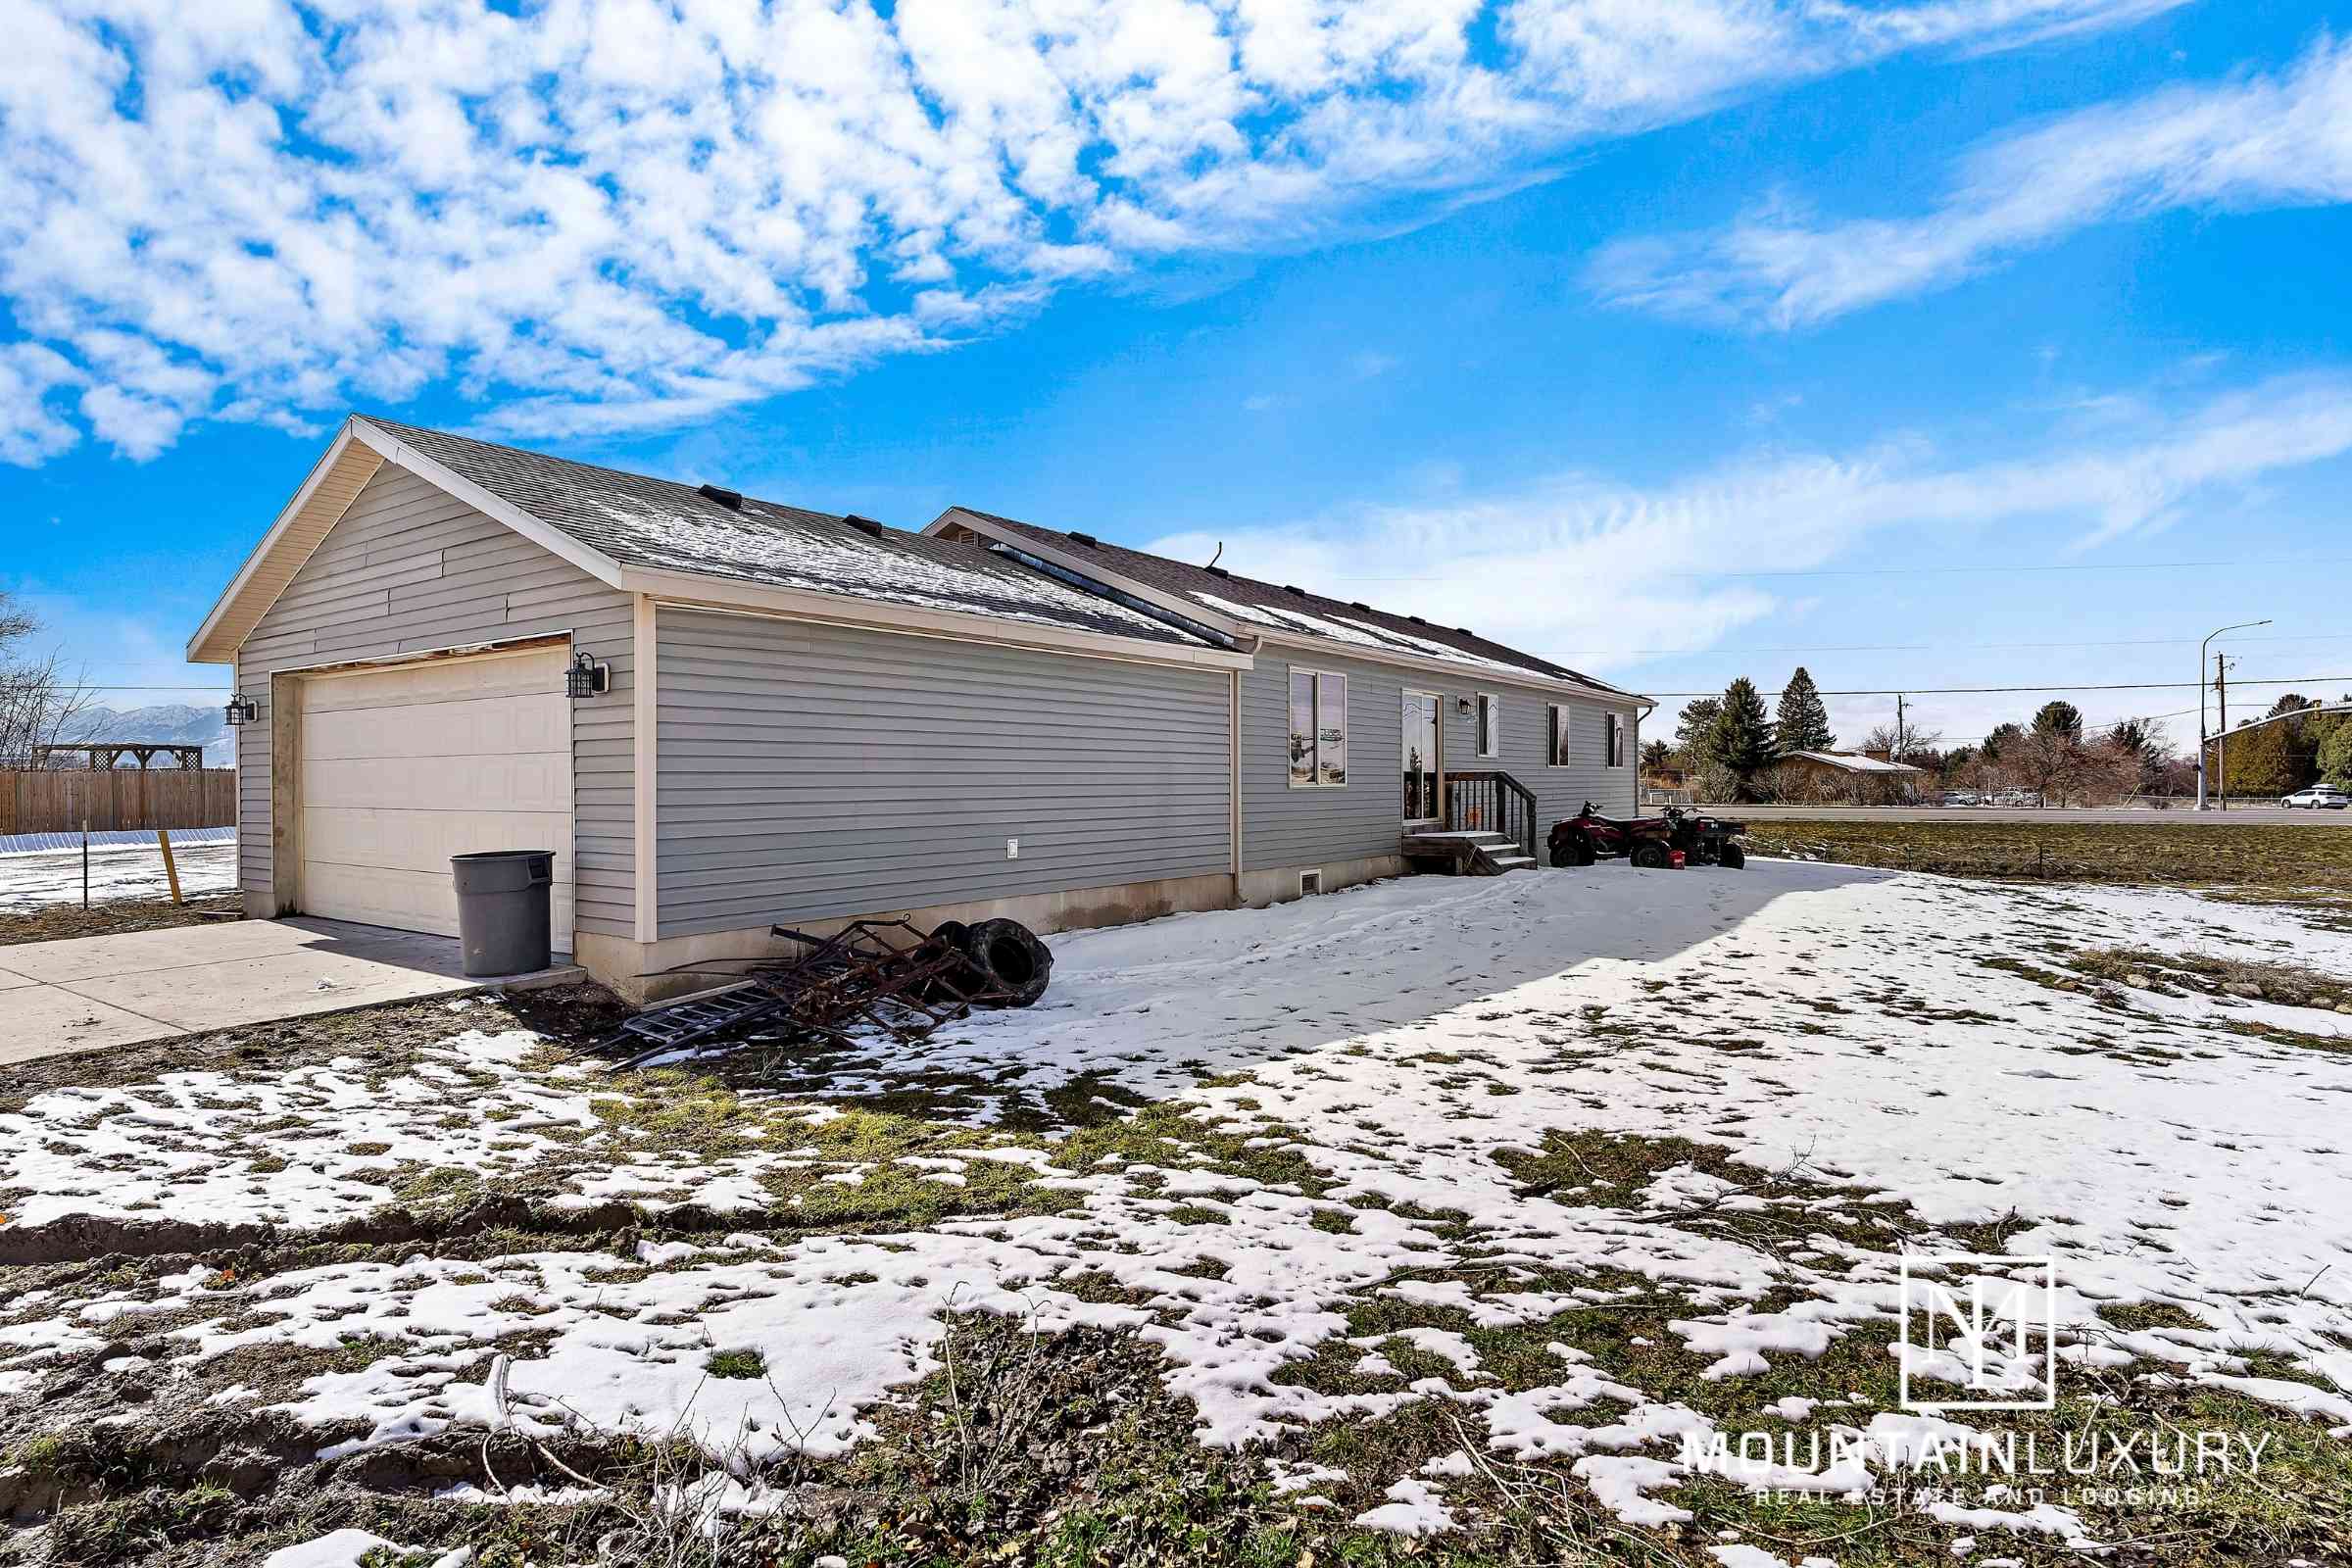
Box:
[1455,696,1473,715]
[567,650,612,699]
[222,694,260,726]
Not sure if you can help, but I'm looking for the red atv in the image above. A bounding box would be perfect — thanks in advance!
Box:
[1549,802,1746,870]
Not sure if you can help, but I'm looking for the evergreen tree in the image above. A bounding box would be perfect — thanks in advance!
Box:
[1704,677,1776,779]
[1673,697,1721,762]
[1983,722,2025,761]
[1773,666,1836,756]
[2217,719,2295,796]
[2319,721,2352,788]
[2033,701,2083,739]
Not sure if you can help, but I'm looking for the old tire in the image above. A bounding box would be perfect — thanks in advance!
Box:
[962,918,1054,1007]
[1719,843,1745,870]
[1630,842,1670,870]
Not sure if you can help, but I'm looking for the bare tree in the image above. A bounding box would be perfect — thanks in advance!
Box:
[0,592,95,767]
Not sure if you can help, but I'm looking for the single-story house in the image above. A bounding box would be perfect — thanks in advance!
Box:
[189,416,1650,999]
[1772,749,1928,804]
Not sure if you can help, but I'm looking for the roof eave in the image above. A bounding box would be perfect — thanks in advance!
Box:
[1250,627,1646,707]
[922,509,1651,710]
[619,565,1253,671]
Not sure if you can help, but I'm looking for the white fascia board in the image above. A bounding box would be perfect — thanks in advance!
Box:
[921,508,1250,642]
[1249,628,1649,708]
[621,566,1254,672]
[186,420,377,663]
[347,417,627,590]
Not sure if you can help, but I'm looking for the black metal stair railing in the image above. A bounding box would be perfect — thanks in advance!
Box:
[1441,769,1539,861]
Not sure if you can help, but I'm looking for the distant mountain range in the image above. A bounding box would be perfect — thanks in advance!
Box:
[55,704,234,766]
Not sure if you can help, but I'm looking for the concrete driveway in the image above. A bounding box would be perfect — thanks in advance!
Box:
[0,918,581,1066]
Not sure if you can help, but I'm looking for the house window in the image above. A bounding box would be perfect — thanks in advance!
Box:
[1475,693,1500,759]
[1605,711,1627,768]
[1546,705,1572,766]
[1288,669,1348,787]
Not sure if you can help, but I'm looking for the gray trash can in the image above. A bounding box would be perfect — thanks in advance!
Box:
[451,850,556,977]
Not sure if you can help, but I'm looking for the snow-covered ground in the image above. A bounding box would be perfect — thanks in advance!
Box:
[0,832,236,911]
[6,861,2351,1554]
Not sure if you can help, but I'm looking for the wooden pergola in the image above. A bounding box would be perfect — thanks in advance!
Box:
[32,742,208,770]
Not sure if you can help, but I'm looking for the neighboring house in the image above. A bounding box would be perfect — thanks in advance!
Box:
[1772,750,1927,805]
[189,416,1649,999]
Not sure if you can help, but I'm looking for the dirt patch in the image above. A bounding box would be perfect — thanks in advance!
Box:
[0,892,244,949]
[0,981,627,1108]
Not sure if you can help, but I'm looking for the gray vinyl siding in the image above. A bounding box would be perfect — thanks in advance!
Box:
[654,609,1232,938]
[230,465,636,936]
[1446,684,1640,836]
[1238,653,1406,871]
[1240,655,1639,872]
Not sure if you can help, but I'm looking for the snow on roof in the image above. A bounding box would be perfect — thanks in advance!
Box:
[361,419,1210,648]
[950,509,1636,696]
[1786,751,1925,774]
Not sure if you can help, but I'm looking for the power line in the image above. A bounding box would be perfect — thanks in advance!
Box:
[1322,555,2352,583]
[1536,633,2352,659]
[1649,675,2352,699]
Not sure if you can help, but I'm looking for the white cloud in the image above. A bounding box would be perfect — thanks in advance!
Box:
[1143,370,2352,674]
[1590,32,2352,328]
[0,342,83,466]
[0,0,2181,460]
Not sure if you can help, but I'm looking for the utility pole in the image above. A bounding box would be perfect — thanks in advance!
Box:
[1894,694,1906,760]
[2197,618,2271,810]
[2217,655,2231,811]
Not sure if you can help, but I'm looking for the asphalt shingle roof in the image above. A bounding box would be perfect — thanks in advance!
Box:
[359,417,1210,648]
[951,509,1631,695]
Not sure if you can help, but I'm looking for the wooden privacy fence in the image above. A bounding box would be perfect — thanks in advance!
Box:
[0,768,237,836]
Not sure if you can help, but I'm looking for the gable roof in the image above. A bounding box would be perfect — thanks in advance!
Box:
[929,508,1642,703]
[189,417,1230,663]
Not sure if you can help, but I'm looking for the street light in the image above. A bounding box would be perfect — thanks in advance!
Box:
[2197,618,2271,810]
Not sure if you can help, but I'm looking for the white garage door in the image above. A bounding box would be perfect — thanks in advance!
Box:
[299,644,573,949]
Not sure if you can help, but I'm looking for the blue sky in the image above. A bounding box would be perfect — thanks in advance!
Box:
[5,0,2350,752]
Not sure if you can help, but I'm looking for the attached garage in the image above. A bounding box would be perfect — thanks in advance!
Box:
[294,644,575,949]
[190,415,1643,1002]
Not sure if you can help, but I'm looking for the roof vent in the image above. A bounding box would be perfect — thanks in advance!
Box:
[1455,626,1474,636]
[1349,601,1371,612]
[1407,613,1427,625]
[698,483,743,511]
[1068,530,1100,549]
[1282,584,1306,597]
[842,514,886,539]
[1205,565,1230,579]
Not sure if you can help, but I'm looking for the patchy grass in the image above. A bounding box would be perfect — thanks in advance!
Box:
[704,1348,765,1380]
[2066,946,2352,1013]
[1745,818,2352,913]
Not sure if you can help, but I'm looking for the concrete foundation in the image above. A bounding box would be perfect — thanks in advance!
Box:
[574,856,1416,1003]
[581,868,1243,1003]
[1237,854,1408,908]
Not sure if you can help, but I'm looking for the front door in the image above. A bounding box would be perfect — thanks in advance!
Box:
[1402,690,1442,823]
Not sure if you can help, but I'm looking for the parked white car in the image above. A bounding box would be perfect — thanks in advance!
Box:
[2282,785,2350,809]
[1943,790,1980,806]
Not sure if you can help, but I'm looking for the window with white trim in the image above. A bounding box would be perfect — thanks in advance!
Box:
[1475,692,1500,759]
[1287,668,1348,787]
[1546,704,1573,766]
[1605,711,1628,768]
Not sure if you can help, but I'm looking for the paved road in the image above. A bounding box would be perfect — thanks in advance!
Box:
[1715,805,2349,826]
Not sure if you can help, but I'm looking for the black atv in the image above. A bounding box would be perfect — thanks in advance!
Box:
[1662,806,1747,868]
